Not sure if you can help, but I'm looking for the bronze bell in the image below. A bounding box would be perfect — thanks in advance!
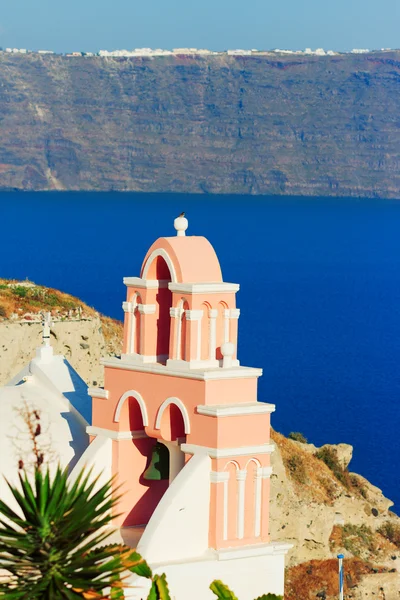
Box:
[143,441,170,481]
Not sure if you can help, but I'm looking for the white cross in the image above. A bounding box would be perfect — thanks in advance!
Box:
[42,312,52,347]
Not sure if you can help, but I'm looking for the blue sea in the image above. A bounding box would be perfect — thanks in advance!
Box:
[2,192,400,509]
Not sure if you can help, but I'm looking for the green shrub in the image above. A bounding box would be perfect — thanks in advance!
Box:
[342,523,376,556]
[285,454,307,484]
[377,521,400,547]
[315,446,351,488]
[12,285,29,298]
[288,432,308,443]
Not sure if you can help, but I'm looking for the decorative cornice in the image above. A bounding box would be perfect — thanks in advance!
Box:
[86,426,147,440]
[87,387,109,400]
[101,357,263,381]
[169,282,240,295]
[196,402,275,418]
[123,277,160,289]
[181,443,275,458]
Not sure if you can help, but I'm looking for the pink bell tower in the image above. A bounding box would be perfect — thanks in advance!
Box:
[80,216,290,599]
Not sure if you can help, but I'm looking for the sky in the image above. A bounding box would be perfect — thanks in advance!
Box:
[0,0,399,54]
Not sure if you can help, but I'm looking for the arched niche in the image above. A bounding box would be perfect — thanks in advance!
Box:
[114,390,149,429]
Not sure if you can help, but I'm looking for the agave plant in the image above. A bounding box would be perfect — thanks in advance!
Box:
[0,465,148,599]
[210,580,283,600]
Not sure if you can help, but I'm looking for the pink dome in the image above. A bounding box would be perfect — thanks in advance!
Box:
[141,236,223,283]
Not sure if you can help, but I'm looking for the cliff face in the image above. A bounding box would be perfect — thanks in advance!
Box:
[0,52,399,198]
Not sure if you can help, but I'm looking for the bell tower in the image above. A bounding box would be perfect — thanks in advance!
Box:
[82,216,290,598]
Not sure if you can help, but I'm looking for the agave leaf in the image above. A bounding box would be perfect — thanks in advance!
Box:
[210,580,239,600]
[147,580,158,600]
[154,573,171,600]
[254,596,283,600]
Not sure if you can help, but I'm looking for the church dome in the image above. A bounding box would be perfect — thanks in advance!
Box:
[141,236,223,283]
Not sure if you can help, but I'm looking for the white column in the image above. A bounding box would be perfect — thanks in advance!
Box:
[209,309,218,360]
[236,469,247,539]
[185,309,203,361]
[223,309,230,343]
[170,307,184,360]
[254,467,262,537]
[122,301,134,353]
[210,471,230,541]
[137,304,156,355]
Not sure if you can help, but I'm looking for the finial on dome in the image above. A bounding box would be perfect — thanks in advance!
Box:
[221,342,235,369]
[174,212,188,237]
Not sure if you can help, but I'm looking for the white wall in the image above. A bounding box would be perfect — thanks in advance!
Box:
[138,453,211,563]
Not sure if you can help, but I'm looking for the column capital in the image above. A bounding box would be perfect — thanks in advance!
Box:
[185,309,204,321]
[170,307,184,318]
[236,469,247,482]
[122,301,133,313]
[138,304,156,315]
[209,308,218,318]
[210,471,230,483]
[230,308,241,319]
[261,466,273,479]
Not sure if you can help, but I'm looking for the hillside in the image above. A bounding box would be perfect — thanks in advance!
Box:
[0,51,399,197]
[0,279,122,386]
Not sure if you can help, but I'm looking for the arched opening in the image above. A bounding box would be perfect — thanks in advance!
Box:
[159,402,187,442]
[151,256,173,361]
[142,253,174,362]
[216,301,229,360]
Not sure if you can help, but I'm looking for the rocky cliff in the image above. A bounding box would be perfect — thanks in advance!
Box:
[0,51,400,197]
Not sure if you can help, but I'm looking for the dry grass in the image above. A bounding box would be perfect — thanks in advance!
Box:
[271,430,343,504]
[0,278,97,319]
[272,430,370,504]
[0,279,123,350]
[285,558,386,600]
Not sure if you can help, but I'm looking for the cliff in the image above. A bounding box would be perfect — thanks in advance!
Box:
[0,51,400,198]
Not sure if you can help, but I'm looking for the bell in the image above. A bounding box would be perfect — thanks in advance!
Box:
[143,442,170,481]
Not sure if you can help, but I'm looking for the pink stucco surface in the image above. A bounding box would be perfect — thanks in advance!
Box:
[141,236,223,283]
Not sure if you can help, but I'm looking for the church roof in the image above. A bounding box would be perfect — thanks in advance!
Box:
[0,344,90,509]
